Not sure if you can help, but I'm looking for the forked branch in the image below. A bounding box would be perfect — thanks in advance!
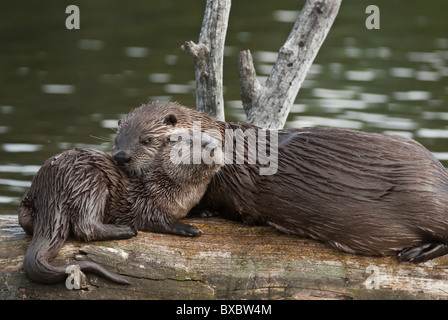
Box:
[239,0,342,129]
[182,0,341,129]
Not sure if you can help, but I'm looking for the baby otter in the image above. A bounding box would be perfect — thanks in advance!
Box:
[118,102,448,263]
[18,115,222,285]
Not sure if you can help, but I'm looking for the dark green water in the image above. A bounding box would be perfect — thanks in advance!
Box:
[1,0,447,214]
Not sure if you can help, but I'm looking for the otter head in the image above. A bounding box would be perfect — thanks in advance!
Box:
[112,108,179,176]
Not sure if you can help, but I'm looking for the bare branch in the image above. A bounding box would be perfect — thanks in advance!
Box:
[239,0,342,129]
[181,40,207,60]
[238,50,262,117]
[181,0,231,121]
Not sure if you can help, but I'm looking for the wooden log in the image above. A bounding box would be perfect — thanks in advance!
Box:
[2,215,448,300]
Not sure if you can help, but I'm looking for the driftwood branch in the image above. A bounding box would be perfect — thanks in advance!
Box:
[182,0,341,128]
[2,215,448,300]
[239,0,342,129]
[181,0,230,121]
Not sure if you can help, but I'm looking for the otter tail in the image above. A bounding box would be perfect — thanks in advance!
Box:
[24,241,130,285]
[23,214,130,285]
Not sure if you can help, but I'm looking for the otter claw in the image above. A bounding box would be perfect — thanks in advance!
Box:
[172,222,203,237]
[145,221,203,237]
[398,243,448,263]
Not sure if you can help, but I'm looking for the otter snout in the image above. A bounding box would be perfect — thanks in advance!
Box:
[113,150,131,166]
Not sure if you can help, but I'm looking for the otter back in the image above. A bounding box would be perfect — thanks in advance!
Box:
[201,126,448,262]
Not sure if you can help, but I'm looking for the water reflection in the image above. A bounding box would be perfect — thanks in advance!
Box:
[287,117,363,130]
[164,84,194,94]
[124,47,150,58]
[2,144,43,153]
[0,179,31,188]
[345,70,375,81]
[0,196,21,205]
[0,0,447,214]
[394,91,431,101]
[417,129,448,139]
[42,84,75,94]
[78,39,104,51]
[390,67,415,78]
[0,165,41,174]
[148,73,172,83]
[272,10,298,23]
[346,113,417,131]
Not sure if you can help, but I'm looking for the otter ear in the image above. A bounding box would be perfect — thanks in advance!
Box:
[118,119,122,126]
[164,114,177,126]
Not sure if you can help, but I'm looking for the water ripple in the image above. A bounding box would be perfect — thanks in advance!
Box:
[2,144,42,152]
[42,84,75,94]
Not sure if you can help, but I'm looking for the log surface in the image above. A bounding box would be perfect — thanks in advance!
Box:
[1,214,448,300]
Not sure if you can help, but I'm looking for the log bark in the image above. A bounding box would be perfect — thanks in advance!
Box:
[2,214,448,300]
[181,0,230,121]
[239,0,342,129]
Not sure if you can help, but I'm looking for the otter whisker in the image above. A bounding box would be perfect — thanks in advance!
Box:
[89,135,113,142]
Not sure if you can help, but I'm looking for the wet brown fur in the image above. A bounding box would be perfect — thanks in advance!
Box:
[121,102,448,263]
[18,108,222,284]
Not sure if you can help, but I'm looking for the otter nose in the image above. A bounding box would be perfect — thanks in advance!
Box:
[113,151,131,165]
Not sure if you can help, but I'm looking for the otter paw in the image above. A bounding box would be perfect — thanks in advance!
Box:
[113,225,138,239]
[91,224,137,241]
[172,222,203,237]
[398,243,448,263]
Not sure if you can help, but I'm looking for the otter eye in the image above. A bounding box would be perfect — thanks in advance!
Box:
[140,137,152,146]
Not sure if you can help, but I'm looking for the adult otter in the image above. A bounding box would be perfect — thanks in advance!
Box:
[117,102,448,263]
[18,118,222,284]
